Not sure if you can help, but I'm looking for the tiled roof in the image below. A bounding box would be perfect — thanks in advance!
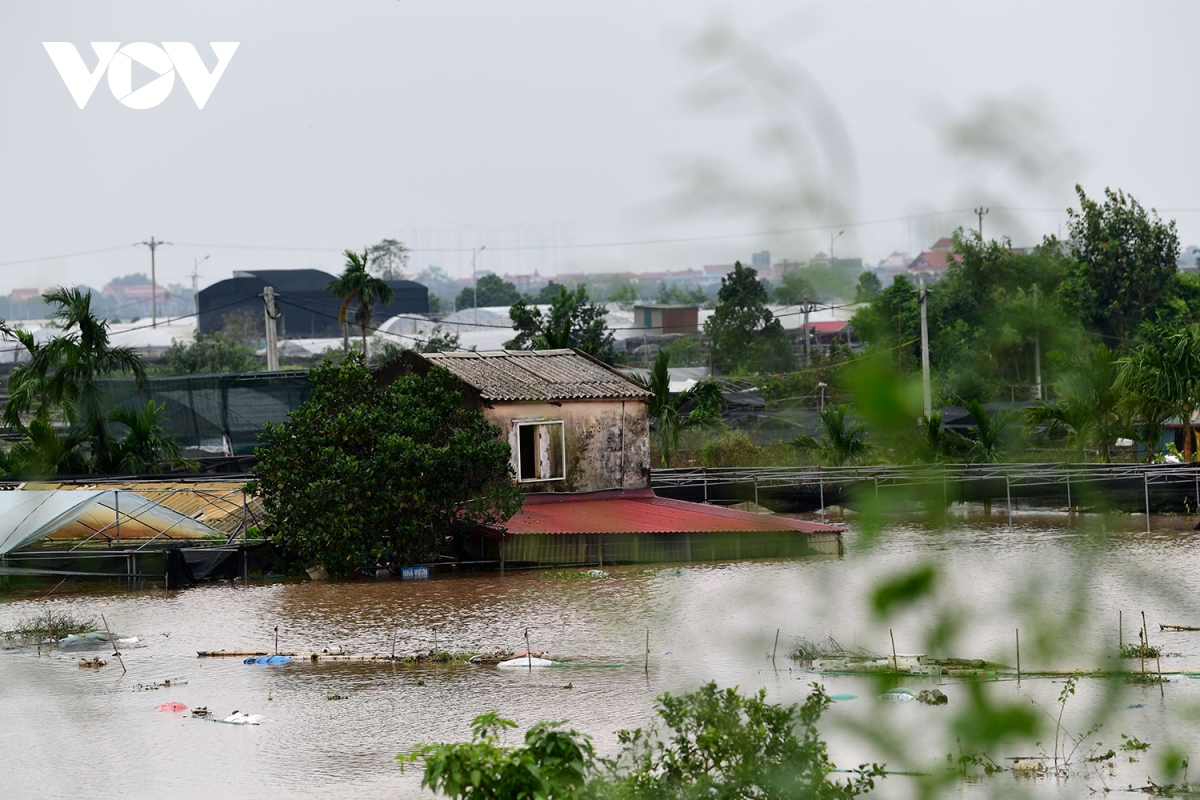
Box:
[420,349,652,402]
[501,489,843,535]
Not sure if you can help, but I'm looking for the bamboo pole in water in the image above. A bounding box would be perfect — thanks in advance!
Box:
[645,630,649,676]
[772,628,779,666]
[101,614,126,674]
[889,629,898,671]
[1016,629,1021,683]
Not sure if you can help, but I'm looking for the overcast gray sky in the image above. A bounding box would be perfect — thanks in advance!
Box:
[1,0,1197,295]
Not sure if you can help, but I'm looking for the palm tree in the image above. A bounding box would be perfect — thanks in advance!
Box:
[109,400,198,474]
[327,249,395,358]
[960,400,1020,463]
[5,419,92,478]
[2,288,146,471]
[630,350,724,468]
[908,411,970,464]
[1117,323,1200,461]
[1026,343,1129,462]
[792,405,871,466]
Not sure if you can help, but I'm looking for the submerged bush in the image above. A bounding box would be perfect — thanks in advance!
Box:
[4,610,98,643]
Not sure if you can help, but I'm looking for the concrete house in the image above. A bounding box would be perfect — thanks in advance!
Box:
[392,349,652,493]
[389,348,842,567]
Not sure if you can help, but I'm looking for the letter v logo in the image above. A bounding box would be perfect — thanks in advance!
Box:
[43,42,120,109]
[162,42,239,109]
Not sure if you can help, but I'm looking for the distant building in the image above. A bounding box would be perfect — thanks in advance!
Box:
[907,237,961,282]
[1179,245,1200,271]
[751,250,771,271]
[198,269,428,337]
[632,304,699,335]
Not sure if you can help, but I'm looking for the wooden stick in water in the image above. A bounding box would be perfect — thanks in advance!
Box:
[889,629,899,671]
[101,614,126,674]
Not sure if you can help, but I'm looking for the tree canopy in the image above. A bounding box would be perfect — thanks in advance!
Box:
[507,285,618,364]
[328,249,395,358]
[704,262,794,375]
[1058,185,1180,342]
[249,355,521,575]
[456,274,521,310]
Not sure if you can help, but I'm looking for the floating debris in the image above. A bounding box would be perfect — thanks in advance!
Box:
[191,707,211,717]
[497,656,559,668]
[78,657,106,669]
[156,702,188,712]
[243,655,293,665]
[916,689,948,706]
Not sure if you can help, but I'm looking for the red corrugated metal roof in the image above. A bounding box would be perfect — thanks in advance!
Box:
[501,490,842,535]
[809,320,850,333]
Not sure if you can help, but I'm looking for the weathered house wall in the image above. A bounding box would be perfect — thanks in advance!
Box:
[483,399,649,493]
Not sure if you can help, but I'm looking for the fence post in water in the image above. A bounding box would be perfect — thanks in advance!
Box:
[819,470,825,521]
[1006,475,1013,527]
[772,628,779,667]
[1015,629,1020,683]
[1119,610,1123,649]
[525,628,532,671]
[645,630,649,676]
[1066,471,1072,514]
[889,628,898,671]
[1144,473,1151,533]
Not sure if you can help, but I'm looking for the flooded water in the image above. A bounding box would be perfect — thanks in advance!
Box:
[4,507,1200,799]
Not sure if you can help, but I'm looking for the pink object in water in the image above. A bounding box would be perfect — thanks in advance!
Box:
[156,702,188,712]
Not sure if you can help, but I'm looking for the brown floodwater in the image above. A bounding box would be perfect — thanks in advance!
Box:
[4,507,1200,799]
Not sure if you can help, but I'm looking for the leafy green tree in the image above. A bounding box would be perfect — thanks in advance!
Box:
[854,271,882,303]
[404,683,882,800]
[327,249,396,358]
[530,281,567,304]
[108,400,197,473]
[792,404,871,466]
[603,682,882,800]
[607,282,639,307]
[160,330,258,375]
[704,262,793,375]
[631,350,724,468]
[2,287,147,472]
[249,355,521,575]
[656,283,708,306]
[402,712,595,800]
[771,269,818,305]
[1117,322,1200,461]
[507,285,618,364]
[366,238,410,280]
[660,337,705,368]
[456,274,521,310]
[1026,343,1129,462]
[1058,185,1180,342]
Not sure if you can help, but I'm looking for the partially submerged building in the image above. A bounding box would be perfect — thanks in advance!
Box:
[390,348,843,566]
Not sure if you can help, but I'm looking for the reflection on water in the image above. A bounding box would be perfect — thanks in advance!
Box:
[3,508,1200,799]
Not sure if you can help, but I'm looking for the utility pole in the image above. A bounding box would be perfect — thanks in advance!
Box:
[829,230,844,264]
[192,255,210,319]
[974,207,989,239]
[1033,285,1042,401]
[138,236,171,327]
[263,286,280,371]
[472,245,487,325]
[802,301,814,368]
[919,281,932,418]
